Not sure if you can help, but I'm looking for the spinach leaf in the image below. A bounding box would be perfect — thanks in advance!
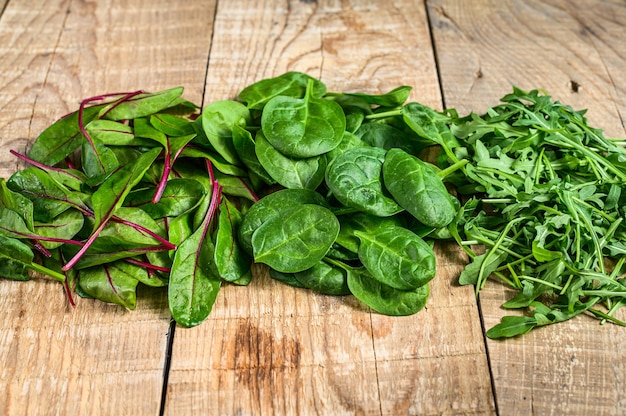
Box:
[326,146,402,217]
[0,235,35,281]
[28,105,103,166]
[200,100,251,165]
[346,264,430,316]
[355,225,435,290]
[7,167,90,222]
[261,80,345,158]
[383,148,456,228]
[238,71,327,110]
[295,260,350,295]
[340,85,412,108]
[238,188,329,254]
[251,204,339,273]
[62,147,161,270]
[124,178,205,219]
[255,131,327,190]
[100,87,184,120]
[168,179,222,327]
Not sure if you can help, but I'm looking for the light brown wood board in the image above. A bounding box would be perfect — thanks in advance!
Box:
[0,0,625,415]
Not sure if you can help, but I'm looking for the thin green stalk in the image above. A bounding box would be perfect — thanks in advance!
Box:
[28,262,66,282]
[437,159,468,179]
[519,275,564,291]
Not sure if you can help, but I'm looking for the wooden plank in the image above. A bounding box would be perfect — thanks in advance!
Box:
[0,1,216,414]
[428,0,626,138]
[429,0,626,414]
[164,1,495,415]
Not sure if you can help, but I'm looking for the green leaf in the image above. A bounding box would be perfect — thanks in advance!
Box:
[168,223,221,327]
[255,131,327,190]
[238,71,327,110]
[326,146,402,217]
[355,225,436,290]
[124,178,206,219]
[238,188,329,254]
[251,204,339,273]
[346,265,429,316]
[213,197,252,283]
[0,235,35,281]
[78,263,140,309]
[200,100,251,165]
[261,81,345,158]
[295,260,350,295]
[383,148,456,228]
[28,105,103,166]
[101,87,184,120]
[486,316,537,339]
[342,85,412,108]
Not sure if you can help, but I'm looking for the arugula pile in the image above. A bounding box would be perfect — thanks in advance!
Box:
[2,72,625,337]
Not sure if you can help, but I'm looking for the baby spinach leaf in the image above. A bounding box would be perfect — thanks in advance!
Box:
[178,147,247,177]
[401,102,460,162]
[335,213,404,254]
[232,123,275,186]
[341,85,412,108]
[80,138,120,180]
[261,81,345,158]
[150,113,196,137]
[212,171,258,202]
[269,268,307,288]
[295,260,350,295]
[0,179,34,230]
[251,204,339,273]
[326,131,365,164]
[200,100,251,165]
[255,131,327,190]
[7,167,89,222]
[383,148,456,228]
[238,188,329,254]
[115,259,168,288]
[238,71,327,110]
[326,146,402,217]
[355,225,436,290]
[346,265,430,316]
[355,122,423,154]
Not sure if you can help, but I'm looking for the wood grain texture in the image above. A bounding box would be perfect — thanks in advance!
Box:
[164,1,495,415]
[0,1,216,415]
[429,1,626,415]
[428,0,626,138]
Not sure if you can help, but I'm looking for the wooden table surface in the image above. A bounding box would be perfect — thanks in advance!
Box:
[1,1,625,415]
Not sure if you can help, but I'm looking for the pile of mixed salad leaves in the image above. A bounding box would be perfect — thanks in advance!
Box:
[1,72,625,338]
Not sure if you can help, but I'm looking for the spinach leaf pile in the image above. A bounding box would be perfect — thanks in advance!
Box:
[2,73,626,337]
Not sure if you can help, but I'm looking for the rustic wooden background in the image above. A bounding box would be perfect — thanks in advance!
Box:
[1,1,625,415]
